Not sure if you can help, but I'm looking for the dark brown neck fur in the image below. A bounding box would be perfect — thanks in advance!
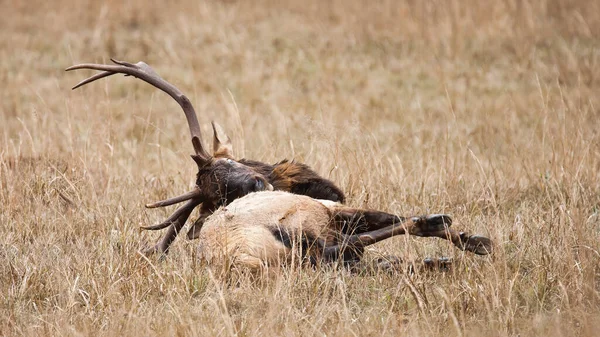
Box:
[239,159,345,203]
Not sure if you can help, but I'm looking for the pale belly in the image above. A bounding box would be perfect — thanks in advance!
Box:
[197,191,339,269]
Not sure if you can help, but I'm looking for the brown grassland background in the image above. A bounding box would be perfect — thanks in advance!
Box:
[1,0,600,335]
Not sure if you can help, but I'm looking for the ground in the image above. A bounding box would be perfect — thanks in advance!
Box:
[1,0,599,336]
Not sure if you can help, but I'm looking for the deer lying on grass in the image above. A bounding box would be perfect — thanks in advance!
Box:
[197,191,489,270]
[66,59,492,269]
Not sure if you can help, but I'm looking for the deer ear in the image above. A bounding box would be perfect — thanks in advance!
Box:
[211,121,234,158]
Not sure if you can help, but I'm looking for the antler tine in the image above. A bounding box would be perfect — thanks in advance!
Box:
[145,188,202,208]
[66,58,209,159]
[71,71,116,90]
[140,198,201,231]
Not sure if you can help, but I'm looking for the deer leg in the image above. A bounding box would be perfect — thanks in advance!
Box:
[420,229,493,255]
[332,207,451,235]
[322,215,448,263]
[350,255,453,274]
[322,214,492,264]
[332,208,492,255]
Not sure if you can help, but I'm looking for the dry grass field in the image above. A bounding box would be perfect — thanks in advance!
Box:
[2,0,600,335]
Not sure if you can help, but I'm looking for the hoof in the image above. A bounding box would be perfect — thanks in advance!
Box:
[411,214,452,235]
[377,256,453,273]
[373,255,404,270]
[461,234,493,255]
[422,256,453,272]
[351,256,453,274]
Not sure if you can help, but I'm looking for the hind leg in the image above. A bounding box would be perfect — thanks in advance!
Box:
[322,214,492,264]
[331,208,492,255]
[349,255,453,274]
[321,214,450,263]
[332,207,414,234]
[423,230,493,255]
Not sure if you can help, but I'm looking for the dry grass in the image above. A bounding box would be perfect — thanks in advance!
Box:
[2,0,600,335]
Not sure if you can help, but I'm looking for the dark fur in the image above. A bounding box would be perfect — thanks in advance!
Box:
[66,59,349,255]
[184,158,346,243]
[147,153,348,254]
[270,227,322,266]
[240,159,345,203]
[194,157,271,206]
[66,59,492,262]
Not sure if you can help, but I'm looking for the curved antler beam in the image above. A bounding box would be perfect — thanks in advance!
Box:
[66,58,209,159]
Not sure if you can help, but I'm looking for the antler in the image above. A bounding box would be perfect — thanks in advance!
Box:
[145,188,202,209]
[140,198,201,231]
[65,58,210,160]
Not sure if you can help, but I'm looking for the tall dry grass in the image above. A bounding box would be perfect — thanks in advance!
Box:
[1,0,599,335]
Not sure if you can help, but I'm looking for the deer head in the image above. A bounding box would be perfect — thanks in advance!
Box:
[66,59,272,232]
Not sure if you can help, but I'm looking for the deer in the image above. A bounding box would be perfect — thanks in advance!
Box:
[65,59,492,269]
[196,190,489,271]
